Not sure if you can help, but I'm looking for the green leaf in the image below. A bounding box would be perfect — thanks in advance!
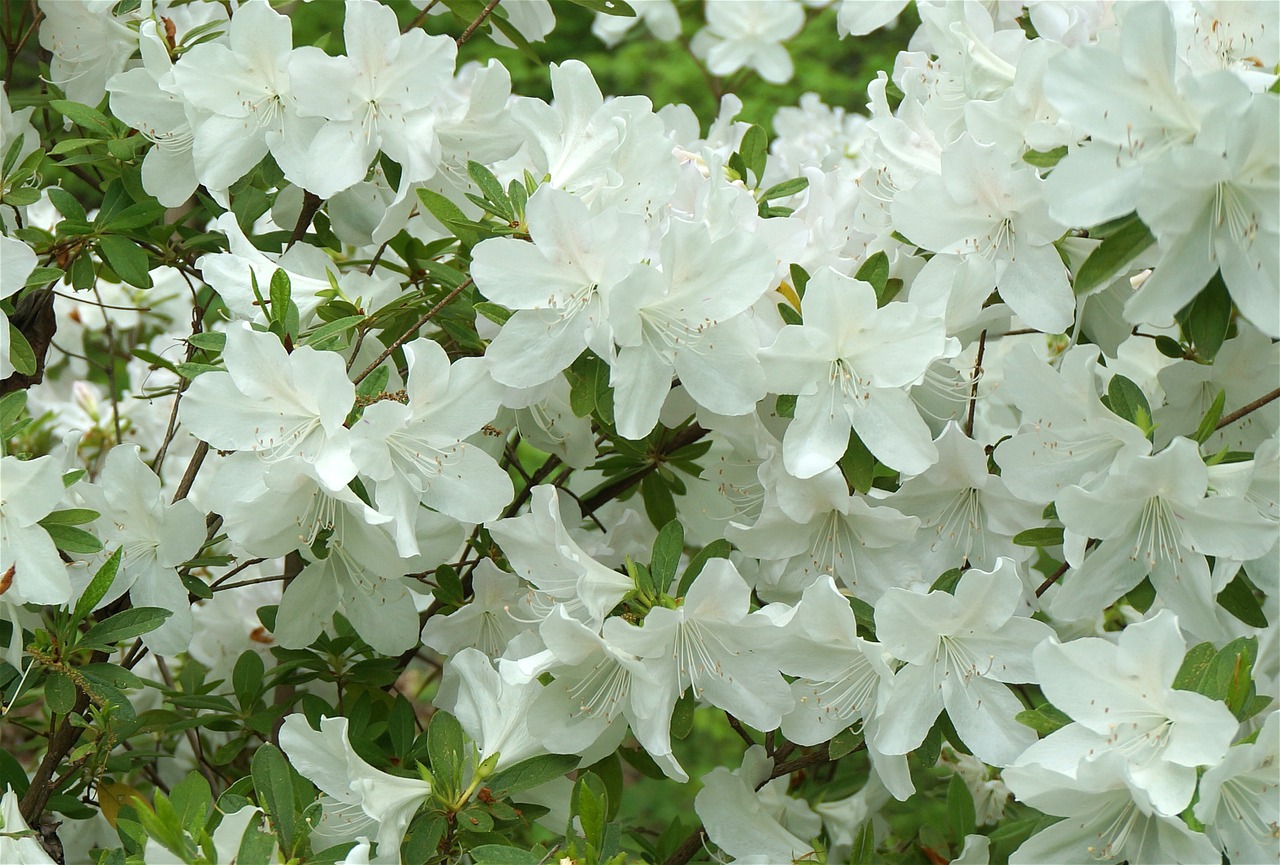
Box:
[389,694,415,760]
[72,548,122,623]
[175,362,221,380]
[50,100,114,135]
[97,236,152,288]
[562,0,635,16]
[40,508,99,526]
[675,539,731,598]
[838,429,875,494]
[186,331,226,352]
[670,691,696,741]
[0,390,26,433]
[789,263,810,297]
[304,315,365,348]
[269,269,298,338]
[1217,569,1267,628]
[400,813,446,865]
[43,522,104,554]
[486,753,579,796]
[1015,703,1072,736]
[251,743,297,854]
[827,726,861,761]
[1173,642,1216,692]
[81,607,173,648]
[77,669,135,721]
[1154,335,1186,359]
[738,125,768,187]
[47,186,88,222]
[427,710,466,796]
[1177,271,1231,362]
[1192,389,1227,445]
[639,472,677,532]
[45,671,78,715]
[1105,373,1153,435]
[930,567,964,595]
[776,302,802,325]
[917,718,944,767]
[947,773,977,840]
[7,323,36,376]
[474,301,513,326]
[468,161,512,220]
[417,187,483,247]
[1073,213,1154,296]
[571,772,608,852]
[232,650,265,710]
[649,520,684,595]
[1012,526,1065,548]
[850,821,876,864]
[169,771,212,835]
[469,846,541,865]
[854,250,891,298]
[433,563,465,608]
[758,176,808,202]
[1022,145,1068,168]
[234,811,277,865]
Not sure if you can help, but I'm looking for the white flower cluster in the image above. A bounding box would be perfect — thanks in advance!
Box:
[1,1,1277,864]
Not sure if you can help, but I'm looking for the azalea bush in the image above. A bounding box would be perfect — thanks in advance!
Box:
[1,0,1277,863]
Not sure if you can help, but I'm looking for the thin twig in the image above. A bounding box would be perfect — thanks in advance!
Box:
[457,0,501,45]
[1215,387,1280,431]
[1035,560,1070,598]
[171,440,209,503]
[964,329,987,437]
[352,278,473,385]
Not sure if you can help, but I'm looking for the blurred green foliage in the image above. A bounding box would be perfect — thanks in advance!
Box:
[289,0,916,128]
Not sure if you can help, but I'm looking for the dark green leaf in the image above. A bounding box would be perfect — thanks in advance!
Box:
[1177,272,1232,362]
[827,726,861,760]
[947,773,977,840]
[169,771,212,835]
[175,362,221,380]
[838,429,875,494]
[469,846,541,865]
[676,539,731,598]
[850,821,876,864]
[43,522,104,554]
[649,520,684,594]
[1217,570,1267,628]
[186,332,226,352]
[486,753,579,796]
[234,811,277,865]
[304,315,364,348]
[77,669,134,721]
[1022,145,1068,168]
[428,710,466,795]
[571,772,607,852]
[776,302,802,325]
[1073,213,1154,296]
[389,694,416,760]
[1173,642,1216,692]
[232,650,265,710]
[45,672,77,714]
[251,744,297,854]
[854,251,890,297]
[47,186,88,222]
[562,0,636,16]
[916,718,943,767]
[417,188,483,247]
[72,548,122,623]
[400,813,445,865]
[738,125,768,187]
[930,568,964,595]
[40,508,99,526]
[7,323,36,376]
[1192,389,1227,445]
[758,176,808,202]
[1015,703,1072,735]
[468,161,512,220]
[1105,373,1153,434]
[81,607,173,648]
[670,691,695,740]
[97,236,152,288]
[50,100,114,135]
[1155,335,1186,358]
[639,472,677,532]
[1012,526,1065,548]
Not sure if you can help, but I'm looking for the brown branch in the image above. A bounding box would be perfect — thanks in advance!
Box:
[664,827,708,865]
[1215,387,1280,431]
[1035,559,1070,598]
[285,191,324,251]
[170,440,209,504]
[457,0,501,45]
[352,278,473,385]
[964,329,987,437]
[579,423,707,517]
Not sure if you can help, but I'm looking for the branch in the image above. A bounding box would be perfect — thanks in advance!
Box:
[457,0,501,45]
[579,423,707,517]
[1215,387,1280,431]
[352,278,473,385]
[964,329,987,437]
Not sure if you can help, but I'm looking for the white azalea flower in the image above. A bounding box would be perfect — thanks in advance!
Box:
[279,714,432,859]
